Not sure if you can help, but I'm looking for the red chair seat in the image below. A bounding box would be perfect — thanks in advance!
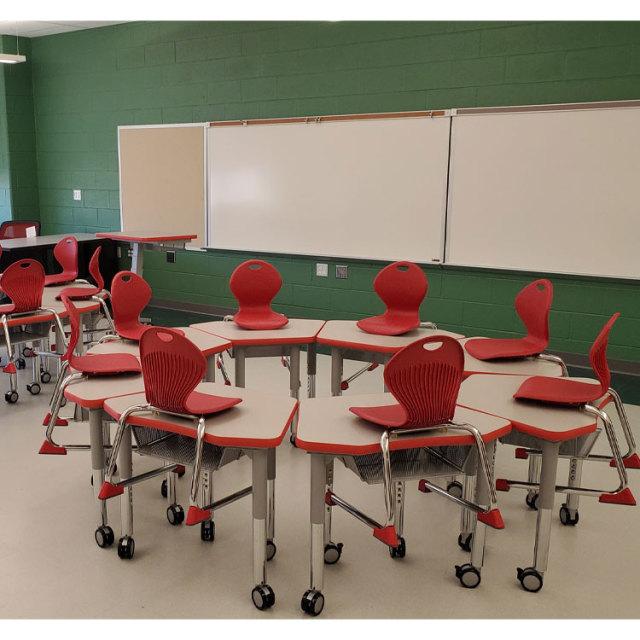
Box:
[350,403,409,428]
[514,376,604,406]
[233,308,288,330]
[70,353,141,376]
[55,285,100,300]
[44,273,76,286]
[357,313,419,337]
[117,324,185,341]
[184,389,242,416]
[0,303,16,315]
[464,337,546,361]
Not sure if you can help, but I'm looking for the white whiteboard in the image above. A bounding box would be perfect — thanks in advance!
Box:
[446,106,640,279]
[207,116,451,263]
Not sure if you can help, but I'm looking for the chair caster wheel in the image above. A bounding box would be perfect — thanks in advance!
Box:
[201,520,215,541]
[95,525,115,548]
[160,479,167,497]
[251,584,275,610]
[167,504,185,525]
[559,504,579,526]
[22,347,32,358]
[455,563,481,588]
[301,589,325,616]
[525,491,539,510]
[117,536,135,559]
[16,358,26,370]
[517,566,543,592]
[40,371,52,383]
[458,533,473,552]
[324,542,343,564]
[389,536,406,559]
[447,480,463,498]
[266,539,277,561]
[5,390,18,404]
[27,382,41,395]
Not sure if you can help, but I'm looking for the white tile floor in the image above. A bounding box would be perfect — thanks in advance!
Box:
[0,350,639,627]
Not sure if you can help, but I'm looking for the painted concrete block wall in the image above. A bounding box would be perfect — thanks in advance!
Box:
[19,20,640,361]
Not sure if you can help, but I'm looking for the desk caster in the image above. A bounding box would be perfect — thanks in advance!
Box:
[117,536,135,559]
[27,382,41,395]
[458,533,473,552]
[517,566,543,592]
[456,563,481,588]
[5,391,18,404]
[324,542,343,564]
[525,491,539,510]
[167,504,184,525]
[16,358,25,370]
[559,504,579,526]
[95,525,114,548]
[251,584,275,610]
[201,520,215,541]
[40,370,52,383]
[160,479,167,497]
[266,539,277,561]
[389,536,406,559]
[301,589,324,616]
[447,480,463,498]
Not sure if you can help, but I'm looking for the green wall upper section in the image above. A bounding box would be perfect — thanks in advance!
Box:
[6,20,640,361]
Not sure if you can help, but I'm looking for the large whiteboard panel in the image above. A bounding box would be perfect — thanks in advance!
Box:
[446,107,640,279]
[207,116,451,263]
[118,125,207,246]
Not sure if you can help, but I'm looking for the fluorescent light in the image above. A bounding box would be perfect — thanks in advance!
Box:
[0,53,26,64]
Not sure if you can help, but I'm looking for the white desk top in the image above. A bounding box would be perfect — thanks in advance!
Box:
[191,318,326,346]
[0,233,97,250]
[104,381,298,449]
[460,337,564,378]
[295,392,510,456]
[457,374,598,442]
[64,373,145,409]
[317,320,463,354]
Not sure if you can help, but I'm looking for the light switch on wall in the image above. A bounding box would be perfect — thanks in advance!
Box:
[73,189,82,201]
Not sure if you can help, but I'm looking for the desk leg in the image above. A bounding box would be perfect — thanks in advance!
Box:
[130,242,144,276]
[266,448,276,559]
[251,449,275,610]
[89,409,109,531]
[289,346,300,399]
[235,349,246,388]
[518,440,559,592]
[307,343,317,399]
[301,453,327,616]
[330,349,343,396]
[117,425,135,557]
[205,354,216,382]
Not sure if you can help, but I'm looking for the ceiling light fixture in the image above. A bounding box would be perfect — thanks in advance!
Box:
[0,22,25,64]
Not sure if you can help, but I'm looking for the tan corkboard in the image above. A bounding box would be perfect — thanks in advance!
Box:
[118,125,206,246]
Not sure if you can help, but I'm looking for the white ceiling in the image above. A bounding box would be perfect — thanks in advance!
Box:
[0,21,126,38]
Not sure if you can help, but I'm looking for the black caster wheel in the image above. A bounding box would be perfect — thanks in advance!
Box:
[40,371,51,383]
[201,520,215,542]
[16,358,26,370]
[517,566,543,592]
[95,525,115,548]
[167,504,185,525]
[324,542,343,564]
[27,382,41,395]
[389,536,406,559]
[458,532,473,552]
[251,584,275,610]
[22,347,32,358]
[301,589,325,616]
[447,480,463,499]
[160,479,167,498]
[525,491,539,510]
[559,504,579,526]
[5,390,18,404]
[177,467,186,478]
[266,539,277,561]
[455,563,481,588]
[117,536,135,559]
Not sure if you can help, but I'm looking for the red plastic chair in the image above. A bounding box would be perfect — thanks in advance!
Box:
[110,271,153,341]
[349,336,504,543]
[464,279,552,360]
[0,220,40,239]
[229,260,288,330]
[44,236,79,286]
[40,294,142,455]
[514,312,638,500]
[357,261,428,336]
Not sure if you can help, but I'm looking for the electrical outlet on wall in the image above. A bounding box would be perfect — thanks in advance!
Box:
[316,263,328,277]
[336,265,348,279]
[73,189,82,201]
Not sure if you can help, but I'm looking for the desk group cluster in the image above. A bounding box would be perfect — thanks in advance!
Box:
[2,239,635,616]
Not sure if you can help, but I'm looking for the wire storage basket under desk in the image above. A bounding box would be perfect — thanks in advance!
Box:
[500,429,601,458]
[340,444,475,485]
[131,425,244,471]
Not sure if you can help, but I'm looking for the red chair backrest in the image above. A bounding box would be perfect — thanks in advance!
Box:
[383,335,464,428]
[590,313,619,395]
[53,236,79,278]
[111,271,152,337]
[87,246,104,290]
[515,279,553,347]
[0,259,45,313]
[229,259,288,329]
[374,262,428,316]
[0,220,40,239]
[139,327,207,414]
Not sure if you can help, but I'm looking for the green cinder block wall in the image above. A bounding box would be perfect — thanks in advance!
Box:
[17,20,640,362]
